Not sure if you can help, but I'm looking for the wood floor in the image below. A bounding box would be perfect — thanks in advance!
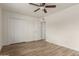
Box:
[0,40,79,56]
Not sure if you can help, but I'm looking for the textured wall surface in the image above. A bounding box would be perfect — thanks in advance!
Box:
[46,5,79,51]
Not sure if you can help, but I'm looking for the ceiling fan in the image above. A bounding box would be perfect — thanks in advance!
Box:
[29,3,56,13]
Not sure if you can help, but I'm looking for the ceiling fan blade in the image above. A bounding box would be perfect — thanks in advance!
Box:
[34,8,40,12]
[45,5,56,8]
[29,3,40,7]
[43,8,47,13]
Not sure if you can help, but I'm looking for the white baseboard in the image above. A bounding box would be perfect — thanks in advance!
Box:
[46,39,79,52]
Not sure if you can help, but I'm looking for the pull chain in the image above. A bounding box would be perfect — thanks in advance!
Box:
[41,18,46,40]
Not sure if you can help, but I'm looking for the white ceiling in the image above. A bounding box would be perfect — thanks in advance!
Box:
[0,3,78,18]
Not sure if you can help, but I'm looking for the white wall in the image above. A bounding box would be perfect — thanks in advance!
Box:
[45,4,79,51]
[2,11,41,45]
[0,8,2,50]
